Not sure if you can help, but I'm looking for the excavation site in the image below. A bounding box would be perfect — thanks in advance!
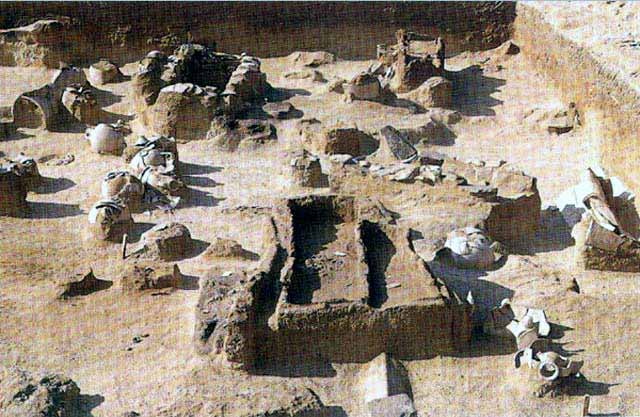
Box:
[1,2,639,416]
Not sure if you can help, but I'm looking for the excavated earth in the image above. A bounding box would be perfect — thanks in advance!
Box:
[1,3,640,417]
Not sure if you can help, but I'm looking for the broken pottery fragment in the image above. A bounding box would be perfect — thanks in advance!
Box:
[87,199,133,241]
[444,227,496,269]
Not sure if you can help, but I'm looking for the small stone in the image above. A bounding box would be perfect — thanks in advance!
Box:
[263,101,299,119]
[289,51,335,67]
[329,154,354,165]
[121,263,183,292]
[326,77,346,93]
[284,69,325,82]
[405,76,453,108]
[391,166,420,182]
[419,150,446,166]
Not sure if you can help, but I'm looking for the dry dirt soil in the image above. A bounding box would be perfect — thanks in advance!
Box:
[0,40,638,416]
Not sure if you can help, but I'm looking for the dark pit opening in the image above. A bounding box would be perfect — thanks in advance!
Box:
[361,221,395,308]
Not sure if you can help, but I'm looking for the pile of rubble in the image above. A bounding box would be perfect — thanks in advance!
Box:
[131,44,274,143]
[0,366,84,417]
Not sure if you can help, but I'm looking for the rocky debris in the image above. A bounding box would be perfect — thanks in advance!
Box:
[202,238,258,260]
[263,101,301,119]
[390,165,420,183]
[208,118,277,151]
[359,353,416,417]
[399,117,453,146]
[1,153,41,190]
[101,171,146,209]
[171,44,240,89]
[404,76,452,108]
[495,40,520,56]
[88,59,122,85]
[419,150,446,166]
[289,51,336,67]
[85,122,128,155]
[61,85,99,125]
[368,395,417,417]
[461,184,498,201]
[39,153,75,166]
[12,65,90,130]
[300,122,376,157]
[547,103,579,135]
[325,77,346,94]
[344,71,385,103]
[0,366,82,417]
[148,83,214,142]
[136,222,194,261]
[359,353,412,403]
[524,103,579,135]
[484,165,542,244]
[442,227,496,269]
[0,168,27,216]
[371,126,418,163]
[290,150,328,188]
[87,199,133,241]
[121,263,183,291]
[284,69,325,82]
[57,268,112,299]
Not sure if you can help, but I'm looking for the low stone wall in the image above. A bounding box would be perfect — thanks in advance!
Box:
[514,3,640,203]
[0,2,515,65]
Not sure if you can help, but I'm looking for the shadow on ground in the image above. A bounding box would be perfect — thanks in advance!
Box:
[33,176,76,194]
[180,162,223,176]
[447,65,505,117]
[23,202,83,219]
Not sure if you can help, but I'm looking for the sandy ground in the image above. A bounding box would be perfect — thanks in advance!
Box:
[0,43,638,417]
[524,1,640,94]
